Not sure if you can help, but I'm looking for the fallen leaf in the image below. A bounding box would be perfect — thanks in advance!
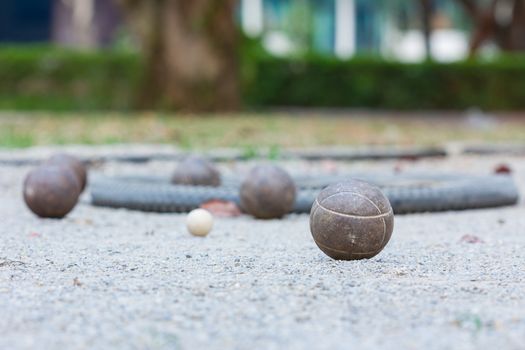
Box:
[200,200,242,217]
[393,163,404,173]
[320,160,338,173]
[401,155,420,162]
[494,164,512,175]
[74,218,94,225]
[460,234,484,244]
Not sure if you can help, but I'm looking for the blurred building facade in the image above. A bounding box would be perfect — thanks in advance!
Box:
[241,0,471,61]
[52,0,121,48]
[1,0,470,61]
[0,0,53,42]
[0,0,121,48]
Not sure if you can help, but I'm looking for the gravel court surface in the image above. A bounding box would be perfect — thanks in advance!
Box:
[0,150,524,350]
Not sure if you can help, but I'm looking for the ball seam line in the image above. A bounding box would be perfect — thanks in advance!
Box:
[379,216,387,251]
[319,191,386,215]
[315,199,393,219]
[313,207,389,255]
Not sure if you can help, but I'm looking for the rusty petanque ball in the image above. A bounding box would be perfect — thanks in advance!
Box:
[46,153,87,191]
[171,156,221,187]
[23,165,81,218]
[310,180,394,260]
[240,165,296,219]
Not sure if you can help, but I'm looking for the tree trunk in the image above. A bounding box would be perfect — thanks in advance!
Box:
[456,0,525,54]
[468,0,498,54]
[497,0,525,51]
[118,0,240,111]
[420,0,433,59]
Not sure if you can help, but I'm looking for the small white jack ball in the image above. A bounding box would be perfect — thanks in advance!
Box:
[186,209,214,237]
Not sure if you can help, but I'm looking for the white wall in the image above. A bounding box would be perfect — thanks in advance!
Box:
[335,0,356,58]
[241,0,264,37]
[390,29,469,62]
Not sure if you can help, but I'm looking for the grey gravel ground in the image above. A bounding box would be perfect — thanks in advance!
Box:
[1,147,524,350]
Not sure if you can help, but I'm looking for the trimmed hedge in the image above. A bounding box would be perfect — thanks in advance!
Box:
[244,55,525,110]
[1,46,525,110]
[0,46,140,110]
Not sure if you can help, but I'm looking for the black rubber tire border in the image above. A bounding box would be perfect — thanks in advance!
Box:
[89,173,519,214]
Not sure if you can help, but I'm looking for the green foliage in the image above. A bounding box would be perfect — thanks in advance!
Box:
[241,145,259,160]
[0,45,140,110]
[1,45,525,110]
[268,144,282,160]
[243,54,525,110]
